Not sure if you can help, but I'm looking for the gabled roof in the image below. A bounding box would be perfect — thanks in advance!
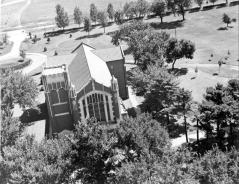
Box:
[92,47,124,62]
[47,54,77,68]
[71,42,95,53]
[68,43,112,92]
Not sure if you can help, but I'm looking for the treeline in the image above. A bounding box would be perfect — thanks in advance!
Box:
[54,0,224,32]
[1,114,239,183]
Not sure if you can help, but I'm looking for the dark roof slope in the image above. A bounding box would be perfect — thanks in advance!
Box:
[68,45,92,92]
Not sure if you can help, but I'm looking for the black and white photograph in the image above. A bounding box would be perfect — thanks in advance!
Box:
[0,0,238,183]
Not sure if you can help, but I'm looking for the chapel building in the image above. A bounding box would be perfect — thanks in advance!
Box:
[41,43,128,136]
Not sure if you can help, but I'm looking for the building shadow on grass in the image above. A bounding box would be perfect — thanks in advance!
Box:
[75,33,103,40]
[150,20,184,30]
[20,103,48,127]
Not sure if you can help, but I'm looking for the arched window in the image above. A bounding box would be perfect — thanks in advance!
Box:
[58,88,68,103]
[81,92,112,122]
[50,90,59,104]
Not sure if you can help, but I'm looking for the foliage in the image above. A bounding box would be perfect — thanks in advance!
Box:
[199,80,239,148]
[1,135,72,184]
[123,2,133,19]
[84,17,92,35]
[174,88,193,143]
[73,7,83,26]
[19,50,26,59]
[209,0,217,5]
[0,70,38,111]
[55,4,69,29]
[114,10,124,25]
[111,20,150,45]
[222,13,231,27]
[164,38,195,70]
[90,3,98,24]
[107,3,114,20]
[128,65,179,126]
[69,115,170,183]
[168,0,192,20]
[195,0,204,7]
[128,29,169,70]
[97,11,108,33]
[136,0,150,17]
[151,0,166,22]
[1,112,23,148]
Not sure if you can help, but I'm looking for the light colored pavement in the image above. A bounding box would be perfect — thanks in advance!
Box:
[171,131,205,148]
[0,0,26,7]
[22,53,47,76]
[0,30,27,61]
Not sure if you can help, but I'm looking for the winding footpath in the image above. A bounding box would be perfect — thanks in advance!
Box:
[0,0,46,75]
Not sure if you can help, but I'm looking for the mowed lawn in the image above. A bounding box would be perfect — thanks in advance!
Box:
[1,1,27,28]
[21,0,145,25]
[145,5,239,66]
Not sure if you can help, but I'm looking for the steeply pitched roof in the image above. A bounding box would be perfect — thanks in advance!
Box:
[44,43,114,93]
[68,44,112,92]
[47,54,77,68]
[92,47,124,62]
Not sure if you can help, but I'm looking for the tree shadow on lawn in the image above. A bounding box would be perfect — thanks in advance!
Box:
[168,67,188,76]
[150,20,184,30]
[45,27,81,37]
[75,33,103,40]
[167,119,186,138]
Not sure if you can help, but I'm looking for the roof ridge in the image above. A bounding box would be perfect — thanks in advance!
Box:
[71,42,95,53]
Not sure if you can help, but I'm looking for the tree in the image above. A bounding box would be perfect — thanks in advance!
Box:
[123,2,132,19]
[114,10,124,25]
[107,3,114,21]
[128,1,139,18]
[151,0,166,23]
[218,59,223,73]
[199,84,230,142]
[1,135,72,183]
[90,3,98,24]
[174,88,192,143]
[0,70,38,111]
[222,13,231,27]
[164,38,195,70]
[175,0,192,20]
[136,0,150,18]
[97,11,108,33]
[19,49,26,60]
[111,20,151,46]
[73,7,83,27]
[55,4,69,29]
[84,17,92,35]
[209,0,217,5]
[128,65,179,129]
[195,0,204,8]
[127,29,169,69]
[1,112,23,149]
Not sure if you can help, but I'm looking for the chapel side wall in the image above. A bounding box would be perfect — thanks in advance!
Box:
[106,59,128,100]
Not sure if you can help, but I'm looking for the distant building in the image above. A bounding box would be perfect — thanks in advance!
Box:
[42,43,128,136]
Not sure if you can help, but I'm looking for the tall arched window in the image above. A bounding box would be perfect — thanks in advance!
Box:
[81,92,112,122]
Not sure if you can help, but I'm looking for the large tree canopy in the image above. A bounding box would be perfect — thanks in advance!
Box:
[0,70,38,111]
[164,38,195,70]
[55,4,69,29]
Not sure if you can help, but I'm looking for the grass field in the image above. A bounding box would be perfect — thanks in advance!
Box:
[1,1,27,28]
[20,0,143,25]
